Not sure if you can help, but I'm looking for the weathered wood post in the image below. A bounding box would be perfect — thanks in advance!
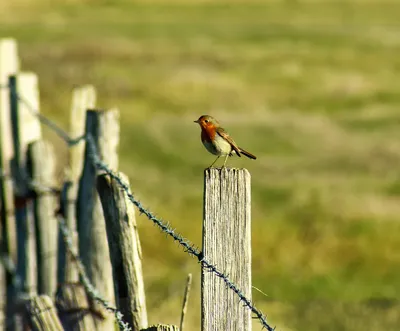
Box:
[9,72,42,195]
[201,168,252,331]
[10,72,42,305]
[0,37,20,329]
[27,141,58,297]
[77,109,118,329]
[0,38,19,264]
[58,85,96,284]
[24,295,63,331]
[56,85,97,331]
[97,173,148,330]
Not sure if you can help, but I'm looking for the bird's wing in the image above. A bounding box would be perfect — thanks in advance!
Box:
[216,127,241,156]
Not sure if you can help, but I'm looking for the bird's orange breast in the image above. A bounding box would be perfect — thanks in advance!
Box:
[200,124,217,142]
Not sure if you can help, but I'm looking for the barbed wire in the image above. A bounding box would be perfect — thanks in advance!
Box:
[0,172,131,330]
[87,137,274,330]
[58,217,131,331]
[0,83,275,330]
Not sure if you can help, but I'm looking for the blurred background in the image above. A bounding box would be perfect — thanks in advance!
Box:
[1,0,400,330]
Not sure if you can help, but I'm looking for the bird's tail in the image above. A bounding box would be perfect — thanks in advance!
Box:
[239,148,257,160]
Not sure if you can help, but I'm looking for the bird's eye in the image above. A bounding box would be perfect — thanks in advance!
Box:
[204,119,209,123]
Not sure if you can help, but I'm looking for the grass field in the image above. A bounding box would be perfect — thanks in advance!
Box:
[2,1,400,330]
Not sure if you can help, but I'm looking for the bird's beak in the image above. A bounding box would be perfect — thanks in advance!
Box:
[194,119,199,123]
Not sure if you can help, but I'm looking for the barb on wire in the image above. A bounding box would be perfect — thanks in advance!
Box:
[4,86,275,330]
[58,217,132,331]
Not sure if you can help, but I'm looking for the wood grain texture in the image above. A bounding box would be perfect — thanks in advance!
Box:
[24,295,63,331]
[97,173,148,330]
[58,85,96,284]
[16,197,37,298]
[0,37,19,262]
[28,141,58,297]
[201,168,252,331]
[9,72,41,196]
[55,282,96,330]
[77,109,119,330]
[0,37,19,329]
[11,71,41,318]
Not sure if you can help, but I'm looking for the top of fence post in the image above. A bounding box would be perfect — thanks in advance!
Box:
[0,38,20,264]
[9,72,42,196]
[201,167,252,331]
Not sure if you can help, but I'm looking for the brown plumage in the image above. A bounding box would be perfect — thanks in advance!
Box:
[194,115,256,167]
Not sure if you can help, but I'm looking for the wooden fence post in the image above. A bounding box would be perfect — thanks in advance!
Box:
[0,38,19,263]
[10,72,42,308]
[77,109,118,330]
[56,86,97,331]
[27,141,58,297]
[97,173,148,330]
[24,295,63,331]
[201,168,252,331]
[9,72,42,196]
[58,85,96,284]
[0,37,20,329]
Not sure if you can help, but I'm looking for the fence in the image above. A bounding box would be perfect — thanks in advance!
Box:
[0,38,275,331]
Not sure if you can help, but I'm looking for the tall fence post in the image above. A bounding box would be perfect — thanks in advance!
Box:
[97,173,148,330]
[77,109,118,329]
[11,72,42,314]
[27,141,58,297]
[55,87,97,330]
[58,85,96,284]
[0,38,19,262]
[0,38,20,328]
[201,168,252,331]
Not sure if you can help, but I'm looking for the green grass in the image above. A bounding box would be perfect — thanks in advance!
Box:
[2,1,400,330]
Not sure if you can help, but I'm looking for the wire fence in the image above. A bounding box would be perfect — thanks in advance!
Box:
[0,83,275,331]
[58,217,132,331]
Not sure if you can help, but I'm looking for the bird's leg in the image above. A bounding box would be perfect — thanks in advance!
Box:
[222,154,229,168]
[208,156,220,168]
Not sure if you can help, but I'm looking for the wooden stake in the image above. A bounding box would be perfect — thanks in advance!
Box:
[58,85,96,284]
[201,168,252,331]
[9,72,42,196]
[10,71,42,320]
[0,37,19,329]
[77,109,118,330]
[28,141,58,296]
[97,173,148,330]
[55,282,96,330]
[24,295,63,331]
[0,37,19,264]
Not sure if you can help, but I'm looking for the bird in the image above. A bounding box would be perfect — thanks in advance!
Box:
[194,115,256,168]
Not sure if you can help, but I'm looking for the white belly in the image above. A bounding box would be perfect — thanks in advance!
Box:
[202,134,233,156]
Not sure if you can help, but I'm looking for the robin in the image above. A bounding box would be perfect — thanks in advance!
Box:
[194,115,257,168]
